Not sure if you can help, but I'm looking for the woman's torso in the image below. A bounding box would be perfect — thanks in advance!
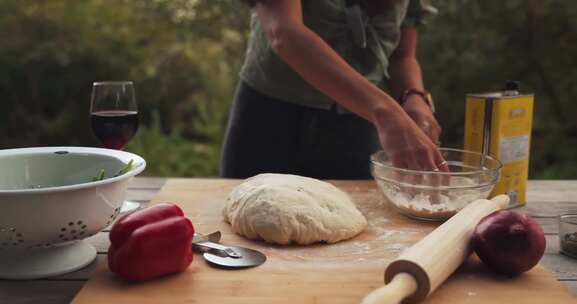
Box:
[239,0,433,111]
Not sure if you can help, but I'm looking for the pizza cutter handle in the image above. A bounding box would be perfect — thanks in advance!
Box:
[192,241,242,258]
[361,273,418,304]
[192,231,222,243]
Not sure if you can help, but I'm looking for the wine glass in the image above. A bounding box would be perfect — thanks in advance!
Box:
[90,81,140,213]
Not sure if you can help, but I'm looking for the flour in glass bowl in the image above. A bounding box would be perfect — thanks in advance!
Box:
[376,176,491,221]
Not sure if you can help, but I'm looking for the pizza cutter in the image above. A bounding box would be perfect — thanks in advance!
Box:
[192,232,266,269]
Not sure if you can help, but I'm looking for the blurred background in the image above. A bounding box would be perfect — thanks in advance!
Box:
[1,0,575,178]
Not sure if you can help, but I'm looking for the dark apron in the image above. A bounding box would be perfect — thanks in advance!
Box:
[219,82,380,179]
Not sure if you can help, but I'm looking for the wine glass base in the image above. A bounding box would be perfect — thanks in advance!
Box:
[120,200,141,213]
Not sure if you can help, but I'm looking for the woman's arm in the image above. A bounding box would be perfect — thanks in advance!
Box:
[255,0,447,171]
[256,0,396,123]
[389,27,442,143]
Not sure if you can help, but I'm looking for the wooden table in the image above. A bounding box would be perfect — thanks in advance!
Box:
[1,178,576,304]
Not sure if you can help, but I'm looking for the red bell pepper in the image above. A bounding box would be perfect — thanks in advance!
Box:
[108,203,194,281]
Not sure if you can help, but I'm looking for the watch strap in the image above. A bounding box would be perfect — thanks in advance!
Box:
[401,89,435,113]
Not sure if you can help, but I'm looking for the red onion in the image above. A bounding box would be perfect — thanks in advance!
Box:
[472,210,546,275]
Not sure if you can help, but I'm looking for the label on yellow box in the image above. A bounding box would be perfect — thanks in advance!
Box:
[464,92,534,207]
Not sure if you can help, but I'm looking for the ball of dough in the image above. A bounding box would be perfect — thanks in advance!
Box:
[223,173,367,245]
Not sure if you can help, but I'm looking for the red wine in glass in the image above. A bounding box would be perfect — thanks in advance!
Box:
[90,81,140,213]
[91,110,139,150]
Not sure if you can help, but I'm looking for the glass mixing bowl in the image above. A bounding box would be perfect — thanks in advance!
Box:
[370,148,502,221]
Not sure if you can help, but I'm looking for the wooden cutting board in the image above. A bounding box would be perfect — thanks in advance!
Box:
[73,179,575,304]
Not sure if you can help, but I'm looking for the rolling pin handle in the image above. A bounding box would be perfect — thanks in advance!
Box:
[360,272,418,304]
[491,194,510,209]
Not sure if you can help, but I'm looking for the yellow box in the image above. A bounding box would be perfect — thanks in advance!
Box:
[464,89,534,207]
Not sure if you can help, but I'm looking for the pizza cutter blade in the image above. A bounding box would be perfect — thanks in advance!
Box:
[202,246,266,268]
[192,233,266,269]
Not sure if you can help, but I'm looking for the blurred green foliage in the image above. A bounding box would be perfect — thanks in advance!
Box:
[419,0,577,178]
[0,0,249,176]
[1,0,575,178]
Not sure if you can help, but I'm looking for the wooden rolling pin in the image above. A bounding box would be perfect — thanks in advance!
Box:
[361,194,510,304]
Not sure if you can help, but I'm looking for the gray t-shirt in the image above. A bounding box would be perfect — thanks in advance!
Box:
[239,0,437,111]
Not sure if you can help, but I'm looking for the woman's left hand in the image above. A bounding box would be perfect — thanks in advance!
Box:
[402,95,441,145]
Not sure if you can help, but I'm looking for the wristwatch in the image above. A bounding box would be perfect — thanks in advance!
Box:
[401,89,435,113]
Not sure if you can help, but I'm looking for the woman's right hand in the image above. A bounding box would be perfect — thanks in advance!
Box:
[372,107,448,173]
[373,107,449,204]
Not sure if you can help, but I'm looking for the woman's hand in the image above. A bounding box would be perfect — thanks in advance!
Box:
[402,95,442,145]
[373,107,449,204]
[372,107,447,172]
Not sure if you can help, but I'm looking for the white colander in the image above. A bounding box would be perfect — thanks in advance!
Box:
[0,146,146,279]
